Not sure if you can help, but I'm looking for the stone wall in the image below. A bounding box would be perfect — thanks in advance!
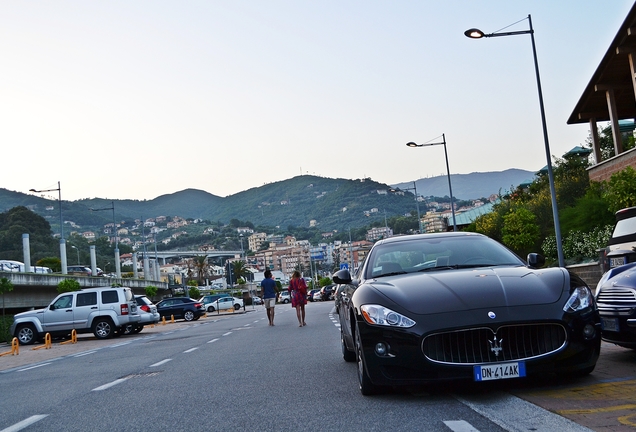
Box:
[566,262,604,292]
[588,147,636,183]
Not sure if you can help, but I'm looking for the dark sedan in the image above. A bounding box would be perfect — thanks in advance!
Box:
[596,262,636,348]
[155,297,205,322]
[334,232,601,395]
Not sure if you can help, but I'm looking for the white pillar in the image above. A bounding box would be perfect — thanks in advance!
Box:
[132,252,138,278]
[22,234,31,272]
[60,239,68,274]
[90,245,97,275]
[115,248,121,278]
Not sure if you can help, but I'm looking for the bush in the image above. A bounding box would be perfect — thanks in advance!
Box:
[542,224,613,263]
[57,279,81,294]
[188,287,201,299]
[145,285,158,298]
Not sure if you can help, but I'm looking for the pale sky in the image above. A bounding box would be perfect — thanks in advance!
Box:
[2,1,633,201]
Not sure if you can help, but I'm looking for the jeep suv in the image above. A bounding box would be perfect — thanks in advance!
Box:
[10,286,140,345]
[605,207,636,270]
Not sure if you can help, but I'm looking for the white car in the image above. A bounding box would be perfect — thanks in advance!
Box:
[278,291,291,304]
[207,296,244,312]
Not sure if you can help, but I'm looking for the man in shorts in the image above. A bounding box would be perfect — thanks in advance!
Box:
[261,269,278,326]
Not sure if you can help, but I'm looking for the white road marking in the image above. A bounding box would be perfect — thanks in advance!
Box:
[150,359,172,367]
[184,347,198,353]
[443,420,480,432]
[208,338,219,343]
[0,414,48,432]
[17,363,51,372]
[73,351,97,357]
[92,377,129,391]
[222,332,232,336]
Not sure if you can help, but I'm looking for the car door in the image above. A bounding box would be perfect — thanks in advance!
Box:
[74,291,98,328]
[41,294,76,333]
[157,299,176,318]
[217,298,230,310]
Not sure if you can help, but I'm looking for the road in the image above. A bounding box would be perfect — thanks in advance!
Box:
[0,302,631,431]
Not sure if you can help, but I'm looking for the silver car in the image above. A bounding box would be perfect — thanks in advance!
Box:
[123,295,160,334]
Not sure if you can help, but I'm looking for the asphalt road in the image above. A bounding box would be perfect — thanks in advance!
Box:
[0,302,632,431]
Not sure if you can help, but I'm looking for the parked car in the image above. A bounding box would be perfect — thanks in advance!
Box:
[596,262,636,348]
[312,291,322,302]
[252,296,263,305]
[278,291,291,304]
[334,232,601,395]
[123,295,160,334]
[307,289,320,302]
[67,265,96,276]
[155,297,205,321]
[10,286,140,344]
[320,284,335,301]
[604,207,636,271]
[207,296,244,312]
[200,293,231,312]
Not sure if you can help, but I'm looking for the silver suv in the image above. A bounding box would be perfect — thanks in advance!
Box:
[10,286,140,345]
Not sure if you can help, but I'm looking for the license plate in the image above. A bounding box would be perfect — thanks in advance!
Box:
[474,362,525,381]
[601,317,619,332]
[610,257,626,268]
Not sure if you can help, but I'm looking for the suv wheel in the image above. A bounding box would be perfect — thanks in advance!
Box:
[234,304,240,310]
[183,310,195,321]
[93,318,115,339]
[16,324,37,345]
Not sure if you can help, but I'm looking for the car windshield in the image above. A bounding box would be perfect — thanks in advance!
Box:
[365,235,523,279]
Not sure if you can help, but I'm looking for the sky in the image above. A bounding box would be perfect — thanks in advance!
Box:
[2,1,634,201]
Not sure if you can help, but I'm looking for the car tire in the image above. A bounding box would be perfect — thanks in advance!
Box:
[207,306,215,312]
[356,329,380,396]
[234,304,240,310]
[342,328,356,362]
[122,324,134,335]
[183,310,195,321]
[16,323,37,345]
[131,325,144,334]
[93,318,115,339]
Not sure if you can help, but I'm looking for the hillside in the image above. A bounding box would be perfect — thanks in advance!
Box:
[0,170,533,233]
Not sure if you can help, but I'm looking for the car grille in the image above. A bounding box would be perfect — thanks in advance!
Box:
[597,287,636,313]
[422,324,567,365]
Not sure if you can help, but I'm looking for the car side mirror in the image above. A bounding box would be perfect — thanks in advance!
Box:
[333,269,352,284]
[527,253,545,269]
[50,304,55,310]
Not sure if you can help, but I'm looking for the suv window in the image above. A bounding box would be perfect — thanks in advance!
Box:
[77,292,97,307]
[101,290,119,304]
[53,295,73,309]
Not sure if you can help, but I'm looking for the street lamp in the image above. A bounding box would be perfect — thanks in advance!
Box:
[71,245,79,265]
[464,15,564,267]
[390,181,421,233]
[30,181,67,274]
[406,134,457,231]
[90,201,121,278]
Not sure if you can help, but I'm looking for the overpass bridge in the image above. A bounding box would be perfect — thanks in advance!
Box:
[1,272,169,311]
[138,249,243,263]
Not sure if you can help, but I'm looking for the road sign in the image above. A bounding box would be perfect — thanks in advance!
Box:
[340,263,349,270]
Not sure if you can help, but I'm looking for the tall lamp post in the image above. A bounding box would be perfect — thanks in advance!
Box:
[30,181,67,274]
[406,134,457,231]
[90,201,121,278]
[390,181,422,233]
[464,15,564,267]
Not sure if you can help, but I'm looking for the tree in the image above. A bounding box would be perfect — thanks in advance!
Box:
[0,277,14,342]
[193,255,209,285]
[232,260,249,283]
[603,166,636,213]
[501,207,540,257]
[57,279,81,294]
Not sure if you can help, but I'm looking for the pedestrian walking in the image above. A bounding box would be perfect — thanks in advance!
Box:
[289,270,307,327]
[261,269,278,326]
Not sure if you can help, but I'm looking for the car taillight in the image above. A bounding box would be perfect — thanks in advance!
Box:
[141,305,150,313]
[121,304,129,315]
[194,302,203,308]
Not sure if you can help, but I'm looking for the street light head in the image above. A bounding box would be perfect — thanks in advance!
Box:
[29,188,36,192]
[406,142,420,147]
[464,28,485,39]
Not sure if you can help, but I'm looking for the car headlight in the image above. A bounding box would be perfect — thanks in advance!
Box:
[360,304,416,328]
[563,286,593,313]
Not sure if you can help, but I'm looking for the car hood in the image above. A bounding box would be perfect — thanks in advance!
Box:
[15,308,46,318]
[367,266,567,315]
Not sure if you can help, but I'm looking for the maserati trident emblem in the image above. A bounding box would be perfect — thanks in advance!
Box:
[489,335,503,357]
[488,311,496,319]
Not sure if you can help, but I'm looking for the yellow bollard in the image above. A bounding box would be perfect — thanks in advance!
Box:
[32,333,52,350]
[0,337,19,356]
[161,316,166,325]
[59,329,77,345]
[170,315,175,323]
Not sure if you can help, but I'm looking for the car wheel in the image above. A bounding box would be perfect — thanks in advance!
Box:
[93,318,114,339]
[16,324,37,345]
[183,310,195,321]
[131,325,144,334]
[355,328,380,395]
[342,328,356,362]
[207,306,215,312]
[122,324,134,335]
[234,304,240,310]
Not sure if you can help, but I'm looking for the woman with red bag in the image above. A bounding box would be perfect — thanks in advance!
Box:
[289,270,307,327]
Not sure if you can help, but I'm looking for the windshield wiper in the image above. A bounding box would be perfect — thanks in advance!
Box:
[375,271,407,278]
[417,265,458,272]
